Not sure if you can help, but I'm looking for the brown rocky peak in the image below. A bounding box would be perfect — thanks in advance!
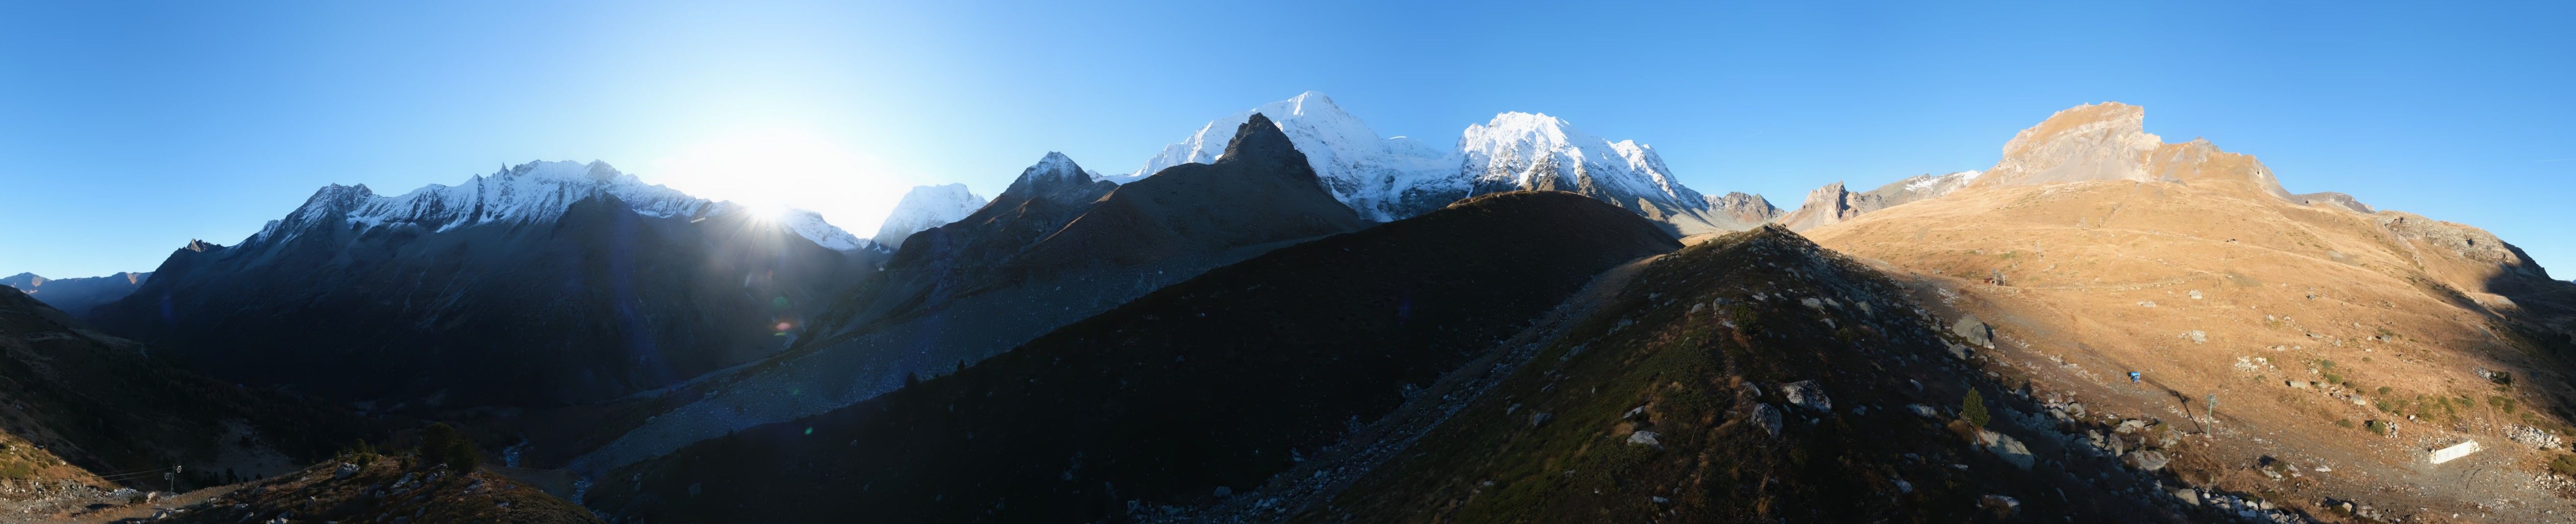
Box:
[1976,102,2290,199]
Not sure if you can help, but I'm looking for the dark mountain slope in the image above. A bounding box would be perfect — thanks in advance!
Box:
[826,112,1366,334]
[0,271,149,317]
[1284,226,2197,523]
[0,287,376,490]
[587,191,1680,522]
[88,190,868,407]
[556,115,1374,475]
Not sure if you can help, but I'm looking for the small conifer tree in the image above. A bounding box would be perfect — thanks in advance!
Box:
[1962,388,1991,428]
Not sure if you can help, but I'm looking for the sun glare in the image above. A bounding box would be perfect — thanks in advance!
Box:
[648,128,904,230]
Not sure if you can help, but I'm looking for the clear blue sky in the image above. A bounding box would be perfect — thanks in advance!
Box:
[4,1,2570,278]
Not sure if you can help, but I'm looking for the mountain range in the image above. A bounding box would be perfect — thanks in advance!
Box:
[85,161,880,408]
[1,271,150,317]
[1119,91,1757,234]
[9,95,2574,523]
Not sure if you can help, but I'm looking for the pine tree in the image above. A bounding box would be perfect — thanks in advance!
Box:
[1962,388,1991,428]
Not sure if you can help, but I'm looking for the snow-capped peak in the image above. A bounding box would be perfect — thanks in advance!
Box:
[245,160,874,253]
[871,184,987,249]
[1121,91,1456,221]
[1458,112,1705,213]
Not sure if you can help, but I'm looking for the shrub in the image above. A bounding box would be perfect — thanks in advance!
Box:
[2552,454,2576,477]
[1962,388,1991,429]
[2377,386,2392,396]
[2335,419,2355,429]
[2363,420,2388,435]
[419,423,480,473]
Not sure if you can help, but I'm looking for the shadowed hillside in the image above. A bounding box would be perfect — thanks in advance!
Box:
[587,191,1681,522]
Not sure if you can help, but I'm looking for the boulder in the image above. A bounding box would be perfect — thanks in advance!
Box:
[1755,404,1784,438]
[1977,430,2035,470]
[333,463,359,479]
[1627,431,1662,447]
[2122,450,2169,471]
[1781,380,1832,411]
[1907,404,1939,419]
[1979,494,2021,515]
[1528,412,1553,428]
[1951,315,1995,348]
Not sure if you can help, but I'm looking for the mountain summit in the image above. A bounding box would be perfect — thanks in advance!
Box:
[1974,102,2292,199]
[88,161,878,407]
[1126,92,1764,234]
[1122,92,1455,222]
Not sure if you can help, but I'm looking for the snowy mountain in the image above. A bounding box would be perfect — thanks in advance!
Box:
[1117,92,1454,222]
[88,160,881,407]
[1126,92,1756,233]
[1455,112,1740,233]
[242,160,875,254]
[871,184,987,249]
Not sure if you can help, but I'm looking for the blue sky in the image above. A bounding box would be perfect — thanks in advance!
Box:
[4,1,2570,278]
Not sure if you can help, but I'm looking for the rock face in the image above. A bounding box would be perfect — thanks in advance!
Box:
[2293,191,2375,213]
[1126,92,1759,235]
[87,161,877,407]
[1774,171,1982,231]
[1969,102,2292,200]
[1,271,150,317]
[869,184,987,249]
[1705,191,1784,225]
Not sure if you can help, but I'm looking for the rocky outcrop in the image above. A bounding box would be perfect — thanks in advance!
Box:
[1775,171,1981,231]
[1705,192,1783,225]
[1972,102,2292,200]
[2293,191,2375,213]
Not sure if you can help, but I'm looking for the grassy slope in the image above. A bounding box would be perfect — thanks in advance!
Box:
[158,455,600,524]
[589,191,1682,522]
[0,288,378,489]
[1302,226,2183,523]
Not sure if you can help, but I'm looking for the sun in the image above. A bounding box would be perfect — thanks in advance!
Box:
[647,127,903,228]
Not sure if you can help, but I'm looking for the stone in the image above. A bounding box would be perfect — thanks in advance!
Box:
[1977,430,2035,470]
[1214,486,1233,498]
[1951,315,1994,348]
[1529,412,1553,428]
[333,463,359,479]
[1627,431,1662,447]
[1979,494,2021,515]
[1755,404,1784,438]
[1781,380,1832,411]
[1907,404,1939,418]
[2122,450,2169,471]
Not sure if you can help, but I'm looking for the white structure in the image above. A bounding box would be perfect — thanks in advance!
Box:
[2428,440,2481,465]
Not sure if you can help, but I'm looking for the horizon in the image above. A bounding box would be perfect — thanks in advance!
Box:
[5,2,2571,278]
